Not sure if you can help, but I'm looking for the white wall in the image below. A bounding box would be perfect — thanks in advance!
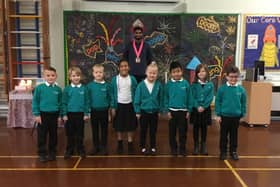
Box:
[49,0,64,86]
[186,0,280,14]
[49,0,280,86]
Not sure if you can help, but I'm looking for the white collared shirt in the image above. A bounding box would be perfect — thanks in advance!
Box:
[198,79,207,85]
[71,83,82,88]
[171,78,183,82]
[226,82,238,87]
[117,75,132,104]
[94,80,105,84]
[45,82,58,87]
[144,79,154,94]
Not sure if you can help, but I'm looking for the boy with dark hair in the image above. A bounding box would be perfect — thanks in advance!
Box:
[32,66,62,162]
[215,64,247,160]
[164,61,193,156]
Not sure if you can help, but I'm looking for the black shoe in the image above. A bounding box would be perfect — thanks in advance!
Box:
[38,155,48,163]
[192,142,199,155]
[220,153,227,160]
[200,142,208,155]
[79,150,86,159]
[141,148,148,155]
[171,149,177,156]
[90,148,99,155]
[117,141,123,155]
[100,147,108,155]
[48,154,56,161]
[64,150,73,160]
[230,152,239,160]
[179,149,187,157]
[128,142,134,155]
[150,148,157,156]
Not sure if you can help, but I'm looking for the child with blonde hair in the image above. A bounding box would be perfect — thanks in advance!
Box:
[62,67,89,159]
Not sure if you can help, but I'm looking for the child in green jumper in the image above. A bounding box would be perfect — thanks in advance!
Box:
[87,64,111,155]
[164,61,193,156]
[134,63,163,155]
[62,67,89,159]
[32,67,62,163]
[190,64,214,155]
[215,64,246,161]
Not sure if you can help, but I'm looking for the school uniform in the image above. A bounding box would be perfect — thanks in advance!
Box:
[62,83,89,156]
[111,75,138,132]
[191,80,214,153]
[87,80,111,154]
[32,82,62,159]
[164,78,193,155]
[134,79,163,150]
[215,82,246,156]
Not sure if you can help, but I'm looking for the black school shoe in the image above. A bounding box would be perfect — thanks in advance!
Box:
[141,148,148,155]
[220,152,227,160]
[200,142,208,155]
[117,141,123,155]
[38,155,48,163]
[48,154,56,161]
[171,149,177,156]
[78,150,86,159]
[99,147,108,155]
[192,142,199,155]
[179,149,187,157]
[128,142,134,155]
[150,148,157,156]
[64,150,73,160]
[89,148,100,155]
[230,152,239,161]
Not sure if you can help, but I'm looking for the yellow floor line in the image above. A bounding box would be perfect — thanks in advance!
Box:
[224,160,248,187]
[0,155,280,159]
[239,156,280,159]
[1,167,280,171]
[236,168,280,171]
[73,157,82,169]
[76,167,229,171]
[85,155,218,158]
[0,168,74,171]
[0,167,229,171]
[0,156,79,158]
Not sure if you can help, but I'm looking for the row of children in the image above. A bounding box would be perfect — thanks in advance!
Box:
[32,60,246,163]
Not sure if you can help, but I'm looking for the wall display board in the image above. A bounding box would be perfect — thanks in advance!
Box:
[64,11,238,88]
[243,15,280,70]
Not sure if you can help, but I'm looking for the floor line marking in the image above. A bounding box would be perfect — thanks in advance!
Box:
[85,155,219,158]
[0,167,230,171]
[0,156,79,158]
[224,160,248,187]
[1,167,280,171]
[236,168,280,171]
[239,156,280,159]
[0,168,74,171]
[0,155,280,158]
[76,167,229,171]
[73,157,82,169]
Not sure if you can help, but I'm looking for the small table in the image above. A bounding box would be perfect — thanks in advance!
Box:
[7,90,34,128]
